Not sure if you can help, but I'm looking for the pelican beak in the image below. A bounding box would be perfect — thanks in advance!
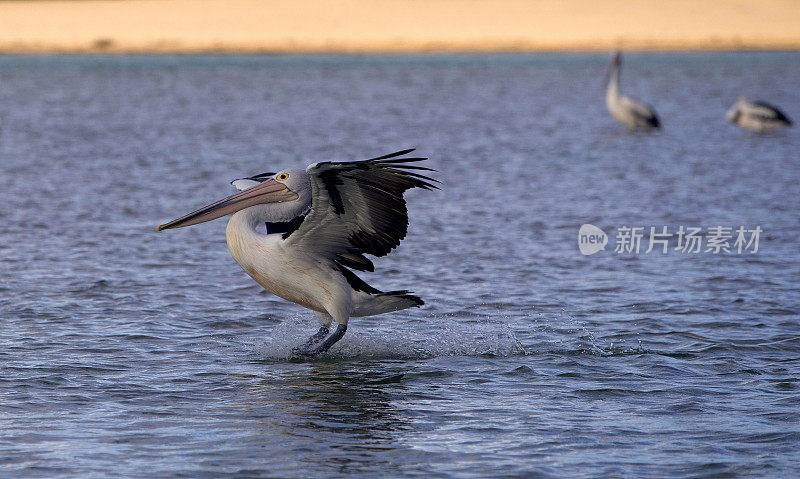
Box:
[603,51,620,86]
[157,178,298,231]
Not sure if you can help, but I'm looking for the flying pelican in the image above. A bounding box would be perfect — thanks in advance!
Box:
[605,51,660,131]
[726,97,792,133]
[158,149,437,357]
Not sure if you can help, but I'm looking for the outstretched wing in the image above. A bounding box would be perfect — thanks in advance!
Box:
[284,149,437,269]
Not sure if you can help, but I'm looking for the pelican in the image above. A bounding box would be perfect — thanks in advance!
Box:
[726,97,792,133]
[158,149,437,357]
[605,51,660,131]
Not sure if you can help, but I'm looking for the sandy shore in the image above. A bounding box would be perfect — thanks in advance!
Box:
[1,0,799,53]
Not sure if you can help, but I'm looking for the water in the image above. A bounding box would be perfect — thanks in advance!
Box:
[1,53,799,477]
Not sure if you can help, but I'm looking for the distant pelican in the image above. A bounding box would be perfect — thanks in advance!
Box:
[158,149,437,357]
[726,97,792,133]
[605,51,660,131]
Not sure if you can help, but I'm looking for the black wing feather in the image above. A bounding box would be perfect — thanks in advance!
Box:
[751,101,792,123]
[287,149,438,262]
[367,148,417,161]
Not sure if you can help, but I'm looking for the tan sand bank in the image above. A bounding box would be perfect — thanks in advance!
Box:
[1,0,799,53]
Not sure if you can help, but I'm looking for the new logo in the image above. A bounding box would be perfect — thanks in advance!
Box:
[578,224,608,255]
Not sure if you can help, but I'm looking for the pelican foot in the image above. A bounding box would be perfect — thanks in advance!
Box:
[290,326,329,359]
[299,326,330,349]
[289,324,347,360]
[288,349,316,362]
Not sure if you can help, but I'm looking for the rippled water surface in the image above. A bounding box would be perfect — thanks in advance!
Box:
[1,53,799,477]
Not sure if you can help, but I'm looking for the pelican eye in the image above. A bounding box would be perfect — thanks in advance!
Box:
[276,173,289,181]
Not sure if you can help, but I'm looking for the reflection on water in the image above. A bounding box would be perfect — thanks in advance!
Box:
[221,365,413,475]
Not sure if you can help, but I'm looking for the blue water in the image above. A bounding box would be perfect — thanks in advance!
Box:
[1,53,799,477]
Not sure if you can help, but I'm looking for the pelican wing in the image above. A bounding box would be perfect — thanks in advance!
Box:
[285,149,437,266]
[622,96,660,126]
[747,101,791,123]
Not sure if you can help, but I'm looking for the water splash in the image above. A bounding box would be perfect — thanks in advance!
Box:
[253,314,526,361]
[528,309,647,357]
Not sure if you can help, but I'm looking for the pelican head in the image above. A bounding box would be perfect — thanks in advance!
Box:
[157,168,311,231]
[604,50,622,87]
[725,97,747,123]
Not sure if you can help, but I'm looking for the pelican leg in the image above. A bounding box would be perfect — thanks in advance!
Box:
[291,324,347,359]
[290,311,334,357]
[292,326,330,354]
[311,324,347,355]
